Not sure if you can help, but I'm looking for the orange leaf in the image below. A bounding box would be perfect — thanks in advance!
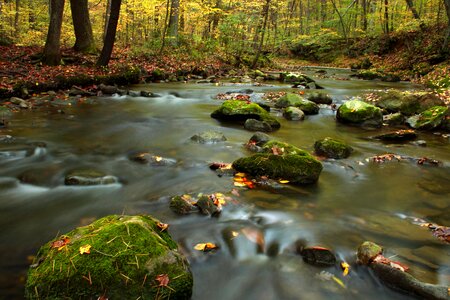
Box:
[194,243,219,252]
[51,237,70,251]
[155,274,170,287]
[157,222,169,232]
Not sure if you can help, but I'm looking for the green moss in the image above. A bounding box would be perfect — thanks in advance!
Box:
[232,153,322,184]
[357,241,383,265]
[211,100,280,129]
[337,99,383,127]
[314,137,353,159]
[406,106,448,130]
[262,141,311,157]
[275,93,303,108]
[26,215,192,300]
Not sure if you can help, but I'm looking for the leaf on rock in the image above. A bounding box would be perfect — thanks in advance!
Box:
[155,274,170,287]
[373,255,409,272]
[194,242,219,252]
[79,244,92,255]
[51,237,70,251]
[157,222,169,232]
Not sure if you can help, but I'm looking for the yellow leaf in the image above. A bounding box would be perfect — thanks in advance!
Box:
[279,180,290,184]
[79,244,92,255]
[332,275,346,289]
[154,156,163,162]
[231,231,239,238]
[234,182,247,187]
[340,262,350,276]
[235,172,246,178]
[194,243,218,252]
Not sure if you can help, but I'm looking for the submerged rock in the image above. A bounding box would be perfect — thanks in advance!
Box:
[190,130,227,143]
[129,152,177,166]
[300,247,337,267]
[373,129,417,142]
[314,137,353,159]
[211,100,280,129]
[232,153,322,184]
[307,92,333,105]
[25,215,193,299]
[406,106,448,130]
[336,99,383,127]
[248,132,271,146]
[64,169,118,186]
[196,195,221,216]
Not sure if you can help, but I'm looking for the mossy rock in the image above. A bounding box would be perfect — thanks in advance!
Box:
[170,195,197,215]
[190,130,227,143]
[232,153,322,184]
[357,241,383,265]
[336,100,383,127]
[211,100,280,129]
[372,90,445,116]
[275,93,303,108]
[262,140,311,157]
[283,106,305,121]
[25,215,193,299]
[64,169,118,186]
[314,137,353,159]
[307,92,333,105]
[383,112,405,126]
[406,106,448,130]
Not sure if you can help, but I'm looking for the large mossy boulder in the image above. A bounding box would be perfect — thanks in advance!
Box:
[232,153,322,184]
[275,93,319,115]
[25,215,193,300]
[406,106,449,130]
[370,90,445,116]
[211,100,280,129]
[314,137,353,159]
[336,99,383,127]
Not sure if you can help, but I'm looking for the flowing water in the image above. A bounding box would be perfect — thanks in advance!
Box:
[1,71,449,299]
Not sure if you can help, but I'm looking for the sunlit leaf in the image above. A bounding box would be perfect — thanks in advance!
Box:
[194,242,219,252]
[279,180,290,184]
[51,237,70,251]
[340,262,350,276]
[157,222,169,232]
[79,244,92,255]
[332,275,346,289]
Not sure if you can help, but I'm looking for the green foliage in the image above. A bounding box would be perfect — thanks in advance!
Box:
[290,29,345,62]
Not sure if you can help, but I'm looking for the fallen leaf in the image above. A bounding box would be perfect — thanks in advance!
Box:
[79,244,92,255]
[157,222,169,232]
[332,275,346,289]
[231,189,240,197]
[155,274,169,287]
[51,237,70,251]
[340,262,350,276]
[279,180,290,184]
[194,243,219,252]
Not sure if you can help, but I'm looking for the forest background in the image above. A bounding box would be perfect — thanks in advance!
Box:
[0,0,450,94]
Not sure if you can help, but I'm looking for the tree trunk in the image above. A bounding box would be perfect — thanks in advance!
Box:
[384,0,389,34]
[442,0,450,52]
[103,0,111,41]
[43,0,65,66]
[70,0,96,53]
[14,0,20,37]
[362,0,367,31]
[167,0,180,46]
[97,0,121,66]
[28,0,36,29]
[405,0,424,29]
[251,0,271,68]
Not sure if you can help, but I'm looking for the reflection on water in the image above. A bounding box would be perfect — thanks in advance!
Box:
[0,75,448,299]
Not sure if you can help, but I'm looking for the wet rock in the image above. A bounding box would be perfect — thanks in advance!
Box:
[0,177,18,189]
[373,129,417,142]
[383,112,405,126]
[195,195,221,216]
[129,152,177,166]
[275,93,320,115]
[249,132,270,146]
[25,215,193,299]
[140,91,159,98]
[261,140,311,156]
[190,130,227,143]
[307,92,333,105]
[211,100,281,130]
[314,137,353,159]
[299,247,337,266]
[411,140,427,147]
[232,153,322,184]
[244,118,273,132]
[226,89,254,95]
[406,106,448,130]
[281,72,315,85]
[68,87,95,97]
[18,166,61,186]
[336,99,383,127]
[170,195,197,215]
[0,135,14,143]
[283,107,305,121]
[371,90,445,116]
[64,169,118,186]
[98,83,119,95]
[357,241,383,265]
[10,97,30,108]
[370,260,449,300]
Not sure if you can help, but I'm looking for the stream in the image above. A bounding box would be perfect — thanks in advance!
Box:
[0,70,449,299]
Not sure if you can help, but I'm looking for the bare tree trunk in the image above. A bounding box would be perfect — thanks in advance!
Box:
[159,0,170,54]
[362,0,368,31]
[251,0,271,68]
[405,0,425,29]
[442,0,450,52]
[43,0,65,66]
[167,0,180,46]
[97,0,121,66]
[14,0,20,37]
[103,0,111,41]
[384,0,390,34]
[70,0,96,53]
